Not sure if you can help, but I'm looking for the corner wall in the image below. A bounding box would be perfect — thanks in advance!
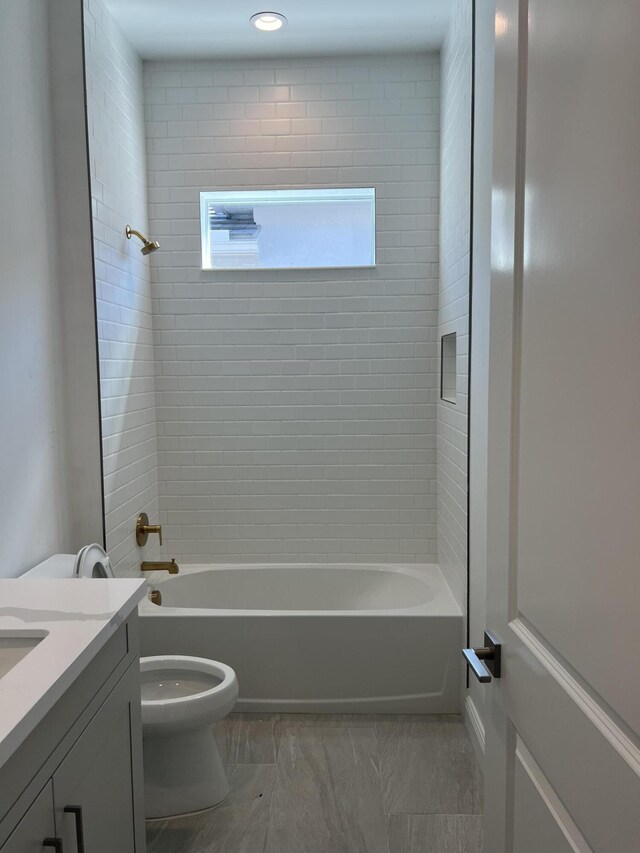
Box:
[438,0,473,610]
[84,0,160,575]
[143,53,440,564]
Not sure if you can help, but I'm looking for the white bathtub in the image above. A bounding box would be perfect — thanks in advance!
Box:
[139,563,463,713]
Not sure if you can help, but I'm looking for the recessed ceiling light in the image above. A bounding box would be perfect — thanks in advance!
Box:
[250,11,287,32]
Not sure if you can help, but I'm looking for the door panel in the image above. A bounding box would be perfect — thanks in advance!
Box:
[506,620,640,851]
[513,744,585,853]
[516,0,640,732]
[482,0,640,849]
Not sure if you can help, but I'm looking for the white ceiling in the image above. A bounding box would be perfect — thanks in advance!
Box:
[104,0,452,60]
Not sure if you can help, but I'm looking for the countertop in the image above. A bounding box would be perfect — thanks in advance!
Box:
[0,578,146,768]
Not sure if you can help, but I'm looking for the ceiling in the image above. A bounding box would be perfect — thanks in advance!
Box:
[104,0,452,60]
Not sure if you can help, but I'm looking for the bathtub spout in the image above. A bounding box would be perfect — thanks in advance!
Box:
[141,558,179,574]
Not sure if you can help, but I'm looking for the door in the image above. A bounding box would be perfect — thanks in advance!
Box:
[53,678,138,853]
[481,0,640,850]
[0,784,55,853]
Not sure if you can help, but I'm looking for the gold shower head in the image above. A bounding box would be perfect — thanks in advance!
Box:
[125,225,160,255]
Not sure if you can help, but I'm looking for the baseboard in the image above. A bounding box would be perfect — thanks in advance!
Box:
[465,694,485,767]
[236,692,462,714]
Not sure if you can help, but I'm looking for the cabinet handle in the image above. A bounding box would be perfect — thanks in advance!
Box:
[64,807,85,853]
[43,839,63,852]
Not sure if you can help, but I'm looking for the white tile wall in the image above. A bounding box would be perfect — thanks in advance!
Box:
[84,0,160,575]
[438,0,473,609]
[143,53,441,563]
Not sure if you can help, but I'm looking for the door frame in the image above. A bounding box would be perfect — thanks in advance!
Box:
[466,0,496,763]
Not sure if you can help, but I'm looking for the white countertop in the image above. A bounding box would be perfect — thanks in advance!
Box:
[0,578,146,768]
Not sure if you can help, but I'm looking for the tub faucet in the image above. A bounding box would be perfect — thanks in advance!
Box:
[141,558,179,574]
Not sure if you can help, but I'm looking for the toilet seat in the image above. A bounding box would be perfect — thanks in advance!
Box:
[140,655,238,731]
[74,543,114,578]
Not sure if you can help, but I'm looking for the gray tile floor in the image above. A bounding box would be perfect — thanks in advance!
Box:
[146,713,483,853]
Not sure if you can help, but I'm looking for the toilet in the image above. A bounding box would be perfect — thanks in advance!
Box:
[140,655,238,819]
[23,545,240,820]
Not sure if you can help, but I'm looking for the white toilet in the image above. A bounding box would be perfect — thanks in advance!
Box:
[22,545,240,820]
[140,655,238,819]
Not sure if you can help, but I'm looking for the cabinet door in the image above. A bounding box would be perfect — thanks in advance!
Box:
[53,676,137,853]
[1,783,55,853]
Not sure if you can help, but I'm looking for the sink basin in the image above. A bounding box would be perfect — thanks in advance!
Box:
[0,634,45,679]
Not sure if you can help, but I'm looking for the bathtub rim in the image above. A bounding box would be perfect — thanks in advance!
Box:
[139,561,461,618]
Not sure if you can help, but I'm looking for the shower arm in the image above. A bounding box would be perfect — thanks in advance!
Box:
[125,224,160,255]
[126,225,149,245]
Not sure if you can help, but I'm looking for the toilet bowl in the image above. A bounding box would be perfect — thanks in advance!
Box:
[140,655,239,819]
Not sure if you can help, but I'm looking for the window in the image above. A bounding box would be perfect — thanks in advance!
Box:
[441,333,457,404]
[199,188,376,271]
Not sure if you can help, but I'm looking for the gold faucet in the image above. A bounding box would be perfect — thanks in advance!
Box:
[141,558,179,574]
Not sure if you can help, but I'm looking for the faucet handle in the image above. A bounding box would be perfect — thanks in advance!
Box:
[136,512,163,546]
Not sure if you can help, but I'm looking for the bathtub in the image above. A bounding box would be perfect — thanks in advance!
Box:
[139,563,463,713]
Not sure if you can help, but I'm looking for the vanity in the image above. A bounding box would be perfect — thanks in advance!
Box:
[0,579,147,853]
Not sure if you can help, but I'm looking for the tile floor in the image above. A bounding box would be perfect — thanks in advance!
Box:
[146,713,483,853]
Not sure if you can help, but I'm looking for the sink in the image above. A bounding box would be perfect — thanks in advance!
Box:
[0,634,45,679]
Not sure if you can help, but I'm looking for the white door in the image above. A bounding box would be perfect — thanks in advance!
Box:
[479,0,640,850]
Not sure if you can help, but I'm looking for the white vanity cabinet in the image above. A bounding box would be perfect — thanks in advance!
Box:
[53,668,140,853]
[0,616,145,853]
[0,785,55,853]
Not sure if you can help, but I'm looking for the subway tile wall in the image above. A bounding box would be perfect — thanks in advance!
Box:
[438,0,473,609]
[143,53,441,563]
[84,0,160,575]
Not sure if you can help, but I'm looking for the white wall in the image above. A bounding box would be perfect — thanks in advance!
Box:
[143,54,440,563]
[437,0,473,610]
[84,0,160,575]
[0,0,70,577]
[0,0,103,577]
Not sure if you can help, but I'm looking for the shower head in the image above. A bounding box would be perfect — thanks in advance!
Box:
[140,239,160,255]
[126,225,160,255]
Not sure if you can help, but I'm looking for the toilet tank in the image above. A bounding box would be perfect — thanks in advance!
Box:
[20,554,76,578]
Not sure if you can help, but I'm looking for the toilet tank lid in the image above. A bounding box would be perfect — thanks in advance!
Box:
[20,554,76,578]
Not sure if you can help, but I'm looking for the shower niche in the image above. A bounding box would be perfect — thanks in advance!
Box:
[441,332,457,404]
